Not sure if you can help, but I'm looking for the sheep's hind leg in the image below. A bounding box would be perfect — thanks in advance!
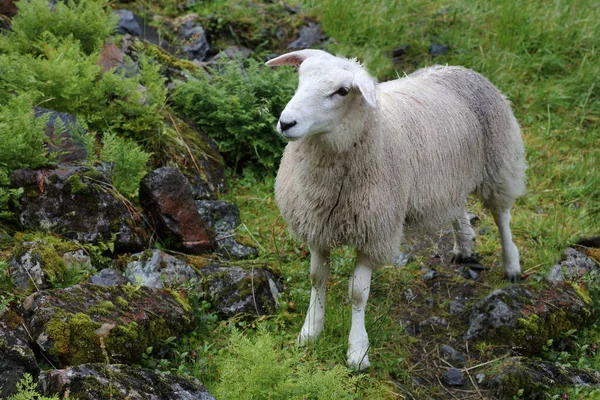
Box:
[451,210,478,263]
[347,252,374,370]
[298,246,331,344]
[492,208,521,282]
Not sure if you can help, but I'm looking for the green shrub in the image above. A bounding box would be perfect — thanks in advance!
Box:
[101,132,151,198]
[212,327,358,399]
[0,93,49,172]
[9,0,116,55]
[172,59,297,173]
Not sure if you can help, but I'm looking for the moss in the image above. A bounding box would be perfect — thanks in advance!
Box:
[130,37,198,72]
[88,300,116,316]
[66,174,89,195]
[166,289,192,314]
[114,296,129,308]
[46,310,103,365]
[569,281,593,305]
[2,308,24,330]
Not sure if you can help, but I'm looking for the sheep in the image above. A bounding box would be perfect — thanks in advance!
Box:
[266,49,526,370]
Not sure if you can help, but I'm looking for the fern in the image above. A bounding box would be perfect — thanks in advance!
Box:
[6,373,59,400]
[172,59,297,173]
[213,327,358,399]
[101,132,151,198]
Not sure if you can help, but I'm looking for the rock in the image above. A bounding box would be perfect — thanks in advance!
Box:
[198,265,282,316]
[0,0,17,17]
[459,266,479,280]
[165,116,225,200]
[429,43,449,56]
[287,22,327,49]
[483,357,600,398]
[449,299,466,315]
[439,344,466,367]
[465,282,594,353]
[0,310,39,398]
[422,269,439,281]
[403,288,416,302]
[97,43,125,72]
[177,15,211,61]
[39,363,216,399]
[419,316,448,329]
[196,200,257,259]
[9,241,94,292]
[392,44,409,58]
[113,9,162,46]
[547,248,598,282]
[442,368,464,387]
[577,236,600,248]
[125,249,198,288]
[208,45,252,63]
[11,166,147,253]
[34,107,88,163]
[89,268,128,287]
[22,284,193,367]
[393,251,413,267]
[140,167,215,254]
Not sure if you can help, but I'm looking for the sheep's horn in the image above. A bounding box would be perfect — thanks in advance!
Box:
[265,49,330,67]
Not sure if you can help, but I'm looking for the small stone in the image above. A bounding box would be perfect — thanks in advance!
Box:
[449,299,465,315]
[440,345,466,367]
[392,44,410,58]
[429,43,449,56]
[114,10,142,37]
[479,226,491,235]
[419,316,448,328]
[393,251,413,267]
[459,266,479,280]
[178,17,211,61]
[442,368,464,387]
[476,373,485,383]
[425,297,435,307]
[288,22,327,49]
[404,288,416,302]
[422,269,439,281]
[89,268,128,287]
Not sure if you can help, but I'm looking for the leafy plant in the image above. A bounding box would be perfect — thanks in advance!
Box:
[172,59,297,173]
[6,373,59,400]
[9,0,116,55]
[101,132,151,198]
[212,326,359,399]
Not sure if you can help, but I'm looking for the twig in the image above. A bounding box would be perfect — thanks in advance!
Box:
[464,354,509,372]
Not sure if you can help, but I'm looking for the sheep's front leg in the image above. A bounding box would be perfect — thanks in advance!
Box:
[298,247,330,344]
[347,253,373,370]
[451,210,478,263]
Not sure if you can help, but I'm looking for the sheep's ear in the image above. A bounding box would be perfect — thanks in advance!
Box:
[265,49,329,67]
[353,72,377,107]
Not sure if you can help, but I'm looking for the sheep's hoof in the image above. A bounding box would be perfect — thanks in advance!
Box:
[347,354,371,371]
[505,271,522,283]
[451,252,481,264]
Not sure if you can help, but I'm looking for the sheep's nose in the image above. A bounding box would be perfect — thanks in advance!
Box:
[280,120,297,132]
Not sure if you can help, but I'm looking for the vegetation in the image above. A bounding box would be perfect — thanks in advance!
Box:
[0,0,597,398]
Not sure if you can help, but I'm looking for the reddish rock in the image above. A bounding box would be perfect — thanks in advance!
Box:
[97,43,125,72]
[140,167,215,254]
[0,0,17,17]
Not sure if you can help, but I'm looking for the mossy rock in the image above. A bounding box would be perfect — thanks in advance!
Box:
[483,357,600,399]
[198,264,282,317]
[465,282,595,354]
[21,284,193,367]
[39,363,215,399]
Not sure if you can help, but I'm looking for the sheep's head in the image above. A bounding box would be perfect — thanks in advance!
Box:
[266,50,376,141]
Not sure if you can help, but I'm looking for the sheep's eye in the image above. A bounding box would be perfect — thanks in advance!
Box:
[334,87,349,96]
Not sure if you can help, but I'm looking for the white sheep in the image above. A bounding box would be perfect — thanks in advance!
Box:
[266,49,526,370]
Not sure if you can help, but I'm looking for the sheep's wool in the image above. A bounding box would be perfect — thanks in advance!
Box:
[275,65,526,266]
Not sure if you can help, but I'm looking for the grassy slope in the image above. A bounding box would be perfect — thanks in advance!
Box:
[206,0,599,398]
